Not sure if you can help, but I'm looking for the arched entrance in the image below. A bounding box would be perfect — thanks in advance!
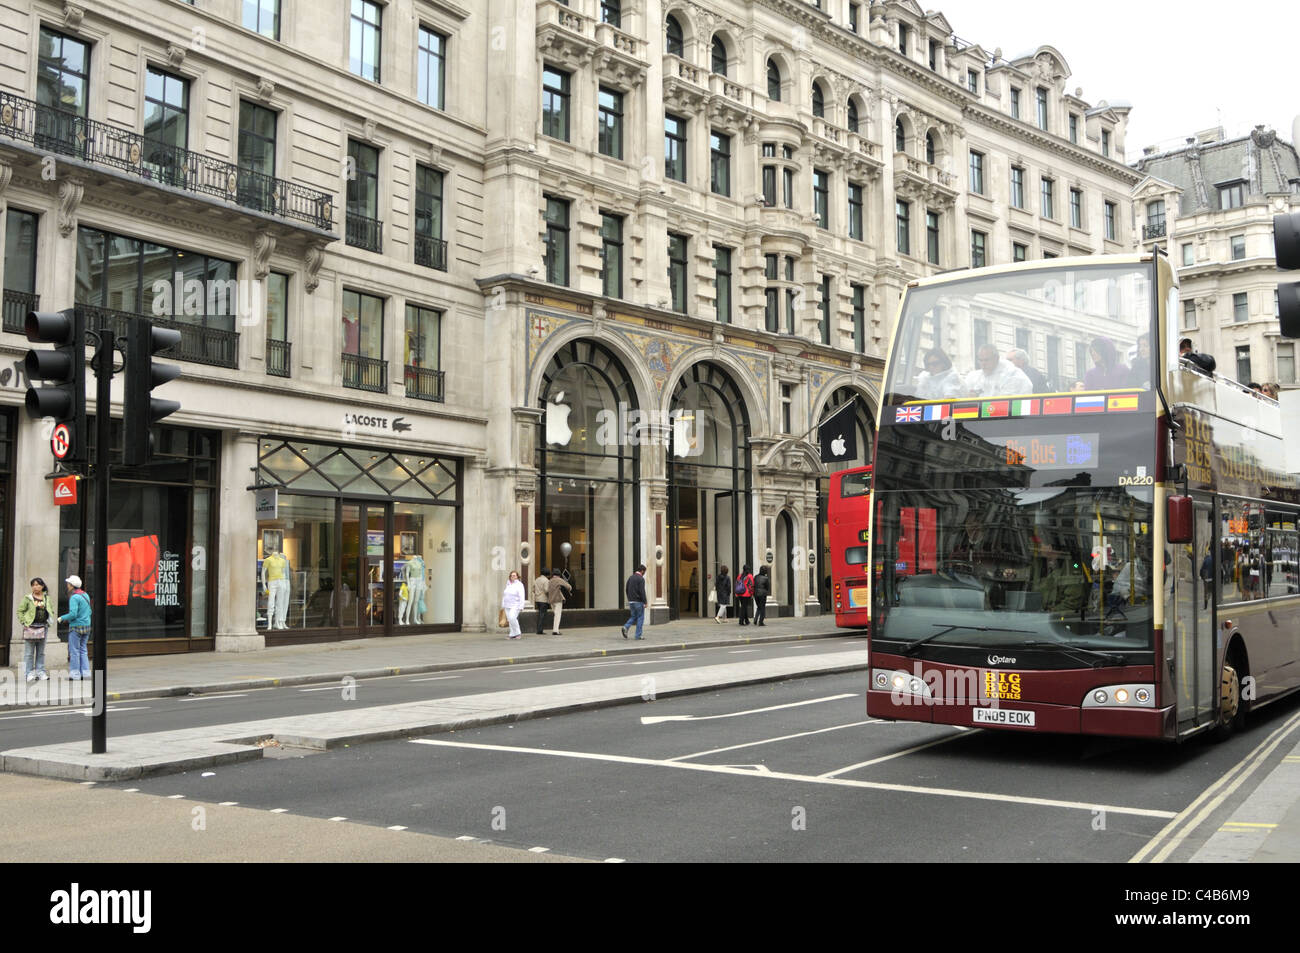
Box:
[775,509,796,614]
[816,387,875,611]
[535,339,641,617]
[667,362,752,619]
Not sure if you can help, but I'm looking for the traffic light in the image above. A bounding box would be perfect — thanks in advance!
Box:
[122,318,182,466]
[24,308,86,465]
[1274,211,1300,338]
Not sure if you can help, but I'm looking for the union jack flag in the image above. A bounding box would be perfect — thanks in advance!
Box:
[895,406,922,423]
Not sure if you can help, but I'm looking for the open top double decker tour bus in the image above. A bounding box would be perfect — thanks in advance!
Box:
[866,253,1299,740]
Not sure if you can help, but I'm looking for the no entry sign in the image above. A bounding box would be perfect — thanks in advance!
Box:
[51,422,72,460]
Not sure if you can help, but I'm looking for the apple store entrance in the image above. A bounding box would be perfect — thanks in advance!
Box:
[535,341,640,621]
[668,363,752,620]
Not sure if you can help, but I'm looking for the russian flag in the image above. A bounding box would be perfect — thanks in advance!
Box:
[923,404,950,421]
[1075,395,1106,413]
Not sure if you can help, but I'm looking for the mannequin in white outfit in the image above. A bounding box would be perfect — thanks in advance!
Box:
[403,554,427,624]
[261,550,292,629]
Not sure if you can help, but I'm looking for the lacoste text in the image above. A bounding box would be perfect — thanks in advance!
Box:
[50,884,151,934]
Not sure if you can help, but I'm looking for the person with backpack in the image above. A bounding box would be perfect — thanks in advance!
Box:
[714,566,731,623]
[752,566,771,626]
[735,564,754,626]
[58,574,92,681]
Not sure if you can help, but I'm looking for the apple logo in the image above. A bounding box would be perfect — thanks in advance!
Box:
[831,434,846,457]
[546,390,573,446]
[672,410,699,458]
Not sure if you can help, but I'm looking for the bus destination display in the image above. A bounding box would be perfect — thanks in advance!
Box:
[994,432,1100,470]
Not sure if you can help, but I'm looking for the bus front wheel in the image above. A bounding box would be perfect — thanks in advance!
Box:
[1213,652,1248,740]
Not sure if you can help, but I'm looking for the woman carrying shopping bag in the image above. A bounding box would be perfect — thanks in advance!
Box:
[18,577,51,682]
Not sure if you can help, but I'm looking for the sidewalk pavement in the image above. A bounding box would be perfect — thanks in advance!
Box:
[2,614,851,710]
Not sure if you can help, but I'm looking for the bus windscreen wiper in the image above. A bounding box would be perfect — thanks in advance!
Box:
[1003,640,1126,669]
[901,623,1035,656]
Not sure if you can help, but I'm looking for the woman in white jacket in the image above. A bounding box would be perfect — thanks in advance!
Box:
[501,570,527,639]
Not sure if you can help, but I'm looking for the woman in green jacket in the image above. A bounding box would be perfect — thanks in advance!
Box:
[17,577,51,682]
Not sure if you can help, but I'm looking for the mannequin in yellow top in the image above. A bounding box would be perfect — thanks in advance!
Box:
[262,550,291,629]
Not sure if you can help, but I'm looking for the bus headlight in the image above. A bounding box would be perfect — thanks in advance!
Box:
[1083,683,1156,708]
[874,669,932,699]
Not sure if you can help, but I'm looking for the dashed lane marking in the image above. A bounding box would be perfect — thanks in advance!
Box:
[387,825,408,831]
[179,694,249,702]
[329,817,348,822]
[407,675,462,682]
[641,693,857,724]
[668,720,878,762]
[528,846,550,853]
[818,729,973,777]
[409,738,1176,819]
[270,808,289,813]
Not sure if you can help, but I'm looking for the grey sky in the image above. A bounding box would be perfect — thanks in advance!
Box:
[929,0,1298,160]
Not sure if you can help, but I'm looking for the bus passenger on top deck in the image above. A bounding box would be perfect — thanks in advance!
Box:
[1084,337,1131,390]
[914,348,965,400]
[964,345,1033,397]
[1006,348,1050,393]
[1127,333,1151,389]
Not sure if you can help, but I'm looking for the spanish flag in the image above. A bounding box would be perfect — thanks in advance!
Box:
[1107,394,1140,412]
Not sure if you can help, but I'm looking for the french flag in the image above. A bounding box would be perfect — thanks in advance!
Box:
[1075,395,1106,413]
[923,404,950,421]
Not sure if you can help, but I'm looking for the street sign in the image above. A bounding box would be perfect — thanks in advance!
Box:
[51,422,72,460]
[254,487,278,520]
[53,475,78,505]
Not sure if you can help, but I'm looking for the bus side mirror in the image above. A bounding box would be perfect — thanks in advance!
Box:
[1167,495,1193,544]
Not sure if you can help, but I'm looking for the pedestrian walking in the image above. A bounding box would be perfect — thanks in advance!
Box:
[714,565,731,623]
[547,567,572,635]
[620,564,647,640]
[58,574,91,681]
[531,568,551,635]
[501,570,526,640]
[753,566,770,626]
[18,577,51,683]
[735,564,755,626]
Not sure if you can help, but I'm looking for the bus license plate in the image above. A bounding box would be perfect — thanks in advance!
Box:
[972,707,1035,727]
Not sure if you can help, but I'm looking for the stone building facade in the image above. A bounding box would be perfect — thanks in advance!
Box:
[1,0,1141,661]
[1132,125,1300,392]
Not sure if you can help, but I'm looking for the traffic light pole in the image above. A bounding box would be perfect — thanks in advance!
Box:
[91,322,111,754]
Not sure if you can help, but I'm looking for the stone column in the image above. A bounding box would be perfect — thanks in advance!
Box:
[215,431,263,651]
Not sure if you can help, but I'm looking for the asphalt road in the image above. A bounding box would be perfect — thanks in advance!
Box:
[99,670,1300,863]
[0,638,864,750]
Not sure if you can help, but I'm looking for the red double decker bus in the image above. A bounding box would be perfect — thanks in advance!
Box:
[828,465,873,629]
[867,254,1300,740]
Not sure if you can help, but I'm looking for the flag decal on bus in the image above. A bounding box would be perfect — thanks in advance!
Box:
[894,406,922,422]
[1107,394,1140,412]
[1074,395,1106,413]
[952,404,980,419]
[1043,397,1073,415]
[923,404,949,421]
[1011,399,1039,417]
[982,400,1010,418]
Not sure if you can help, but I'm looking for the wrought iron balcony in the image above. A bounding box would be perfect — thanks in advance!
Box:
[415,234,448,271]
[3,289,39,334]
[1143,222,1167,240]
[266,338,291,378]
[82,304,239,369]
[346,213,383,253]
[0,91,334,230]
[341,352,387,393]
[404,365,445,402]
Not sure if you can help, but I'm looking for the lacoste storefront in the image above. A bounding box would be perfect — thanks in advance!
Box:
[253,436,462,643]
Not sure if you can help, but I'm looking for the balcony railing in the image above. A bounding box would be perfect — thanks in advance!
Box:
[415,234,448,271]
[266,338,291,378]
[0,91,334,230]
[82,304,239,369]
[346,213,383,253]
[404,365,445,402]
[1143,222,1167,240]
[342,352,387,393]
[3,289,39,334]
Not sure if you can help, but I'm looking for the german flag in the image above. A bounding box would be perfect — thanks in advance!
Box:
[1107,394,1140,412]
[952,404,980,419]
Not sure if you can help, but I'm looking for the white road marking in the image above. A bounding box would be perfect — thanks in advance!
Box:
[218,801,238,806]
[298,685,349,693]
[528,846,550,853]
[123,788,139,793]
[0,705,146,720]
[728,649,761,654]
[166,794,185,799]
[387,825,408,831]
[179,693,249,702]
[669,720,878,762]
[270,808,289,813]
[1131,709,1300,864]
[604,858,626,863]
[409,738,1176,819]
[329,816,348,822]
[407,675,462,682]
[641,693,857,724]
[819,730,973,777]
[80,781,96,786]
[455,835,476,841]
[80,706,149,716]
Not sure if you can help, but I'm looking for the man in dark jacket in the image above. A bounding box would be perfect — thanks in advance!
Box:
[752,566,771,626]
[1179,338,1216,375]
[621,564,648,640]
